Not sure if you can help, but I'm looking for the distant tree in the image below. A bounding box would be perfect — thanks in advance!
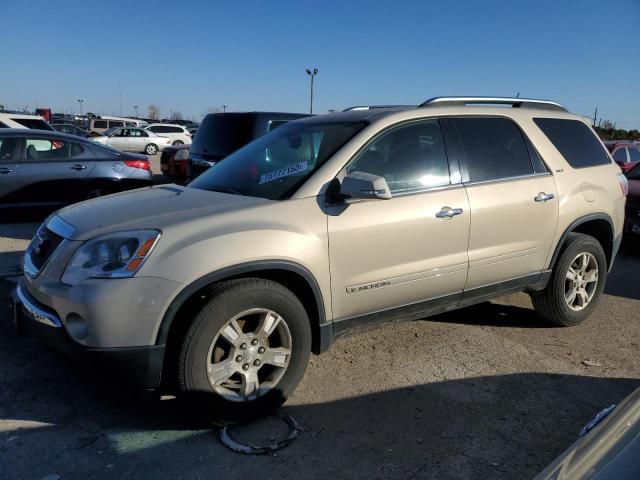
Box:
[148,104,160,120]
[172,111,183,120]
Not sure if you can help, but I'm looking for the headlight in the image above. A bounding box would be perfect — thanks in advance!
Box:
[61,230,161,285]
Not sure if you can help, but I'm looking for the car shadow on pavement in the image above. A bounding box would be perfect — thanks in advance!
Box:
[429,299,553,329]
[0,331,637,480]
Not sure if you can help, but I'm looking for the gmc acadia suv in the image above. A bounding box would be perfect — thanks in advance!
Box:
[12,97,627,415]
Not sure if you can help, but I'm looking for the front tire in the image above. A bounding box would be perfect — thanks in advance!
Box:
[145,143,158,155]
[179,278,311,417]
[531,233,607,326]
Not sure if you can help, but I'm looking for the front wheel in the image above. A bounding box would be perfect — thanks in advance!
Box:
[145,143,158,155]
[179,278,311,417]
[531,233,607,326]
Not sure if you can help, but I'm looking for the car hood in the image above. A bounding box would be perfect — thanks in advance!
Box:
[54,185,271,241]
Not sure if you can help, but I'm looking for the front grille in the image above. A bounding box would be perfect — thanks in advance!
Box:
[27,227,64,271]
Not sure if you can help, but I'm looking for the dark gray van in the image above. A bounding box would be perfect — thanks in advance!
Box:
[188,112,310,180]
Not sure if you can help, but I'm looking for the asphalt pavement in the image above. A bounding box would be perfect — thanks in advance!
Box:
[0,193,639,479]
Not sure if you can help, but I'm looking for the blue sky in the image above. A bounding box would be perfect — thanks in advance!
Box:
[2,0,639,127]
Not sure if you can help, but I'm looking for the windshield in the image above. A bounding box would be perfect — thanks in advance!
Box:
[189,121,366,200]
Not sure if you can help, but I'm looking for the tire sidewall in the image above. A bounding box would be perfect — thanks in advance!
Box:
[551,236,607,325]
[180,281,311,417]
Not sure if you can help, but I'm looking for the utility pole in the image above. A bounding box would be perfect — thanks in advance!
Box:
[133,105,139,118]
[222,105,228,112]
[593,107,598,127]
[118,82,122,116]
[305,68,318,114]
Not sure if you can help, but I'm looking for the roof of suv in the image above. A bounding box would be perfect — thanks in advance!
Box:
[294,97,578,126]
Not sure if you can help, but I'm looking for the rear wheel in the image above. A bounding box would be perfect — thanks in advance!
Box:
[531,233,606,326]
[179,278,311,417]
[145,143,158,155]
[172,140,184,146]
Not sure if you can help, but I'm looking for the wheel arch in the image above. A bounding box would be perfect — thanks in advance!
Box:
[549,213,616,271]
[156,261,328,386]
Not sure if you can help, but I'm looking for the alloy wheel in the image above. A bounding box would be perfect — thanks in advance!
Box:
[206,308,292,402]
[564,252,599,311]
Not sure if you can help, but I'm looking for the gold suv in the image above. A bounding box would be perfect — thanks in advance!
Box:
[14,97,627,415]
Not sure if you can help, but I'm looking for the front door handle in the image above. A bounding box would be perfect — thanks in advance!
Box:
[0,167,14,174]
[70,164,87,171]
[436,207,464,219]
[534,192,555,202]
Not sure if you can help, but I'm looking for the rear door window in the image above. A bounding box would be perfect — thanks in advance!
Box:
[109,121,124,128]
[454,117,534,182]
[93,120,108,129]
[534,118,611,168]
[24,138,91,161]
[628,147,640,163]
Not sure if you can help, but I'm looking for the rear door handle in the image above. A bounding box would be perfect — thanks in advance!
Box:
[70,164,87,171]
[534,192,555,202]
[436,207,464,219]
[0,167,14,174]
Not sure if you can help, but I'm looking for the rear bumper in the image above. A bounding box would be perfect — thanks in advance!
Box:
[12,281,165,388]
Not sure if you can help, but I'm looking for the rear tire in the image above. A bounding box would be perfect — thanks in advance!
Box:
[178,278,311,418]
[172,140,184,146]
[145,144,158,155]
[531,233,607,326]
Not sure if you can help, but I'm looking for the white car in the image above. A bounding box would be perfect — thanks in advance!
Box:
[91,127,171,155]
[0,112,53,130]
[145,123,192,146]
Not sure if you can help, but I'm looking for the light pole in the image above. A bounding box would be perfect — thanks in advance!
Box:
[222,105,228,112]
[305,68,318,114]
[134,105,139,118]
[77,99,84,115]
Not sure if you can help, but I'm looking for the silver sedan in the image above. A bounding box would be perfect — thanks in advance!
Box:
[91,127,172,155]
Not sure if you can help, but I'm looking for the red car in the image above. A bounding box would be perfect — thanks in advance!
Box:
[625,163,640,236]
[604,141,640,173]
[160,144,190,183]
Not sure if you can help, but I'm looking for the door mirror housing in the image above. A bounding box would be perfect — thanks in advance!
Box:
[339,171,392,200]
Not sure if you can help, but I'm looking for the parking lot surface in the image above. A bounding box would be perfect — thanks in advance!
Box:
[1,214,639,479]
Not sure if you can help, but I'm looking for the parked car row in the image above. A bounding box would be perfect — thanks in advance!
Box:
[0,129,152,208]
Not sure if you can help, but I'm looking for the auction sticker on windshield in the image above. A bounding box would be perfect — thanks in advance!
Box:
[259,161,308,184]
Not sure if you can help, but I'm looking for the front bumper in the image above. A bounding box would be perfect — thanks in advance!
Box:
[12,281,165,388]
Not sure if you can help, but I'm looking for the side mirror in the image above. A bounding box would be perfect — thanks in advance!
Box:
[339,171,392,200]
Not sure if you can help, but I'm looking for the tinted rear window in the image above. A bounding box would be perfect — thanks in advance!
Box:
[12,118,53,130]
[93,120,108,129]
[455,117,534,182]
[534,118,611,168]
[191,114,256,158]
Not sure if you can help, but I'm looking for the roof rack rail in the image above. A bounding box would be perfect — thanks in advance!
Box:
[419,96,568,112]
[342,105,413,112]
